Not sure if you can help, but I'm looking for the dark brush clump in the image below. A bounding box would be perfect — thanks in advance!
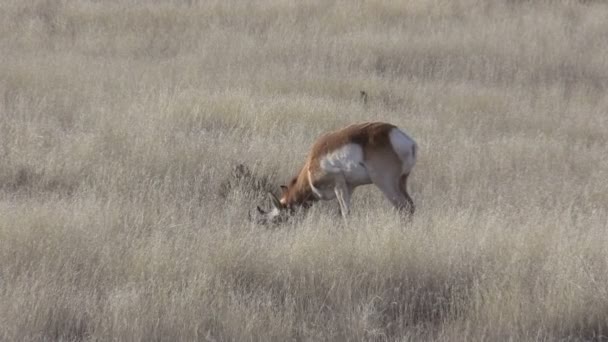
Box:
[218,163,276,201]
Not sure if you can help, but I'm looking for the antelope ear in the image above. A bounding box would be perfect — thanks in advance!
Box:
[267,192,282,209]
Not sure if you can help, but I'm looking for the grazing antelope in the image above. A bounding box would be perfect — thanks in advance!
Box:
[254,122,417,224]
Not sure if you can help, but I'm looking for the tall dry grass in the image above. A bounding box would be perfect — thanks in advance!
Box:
[1,0,607,340]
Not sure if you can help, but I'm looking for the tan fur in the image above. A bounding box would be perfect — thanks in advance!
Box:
[279,122,415,215]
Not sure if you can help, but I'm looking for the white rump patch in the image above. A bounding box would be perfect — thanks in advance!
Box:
[389,128,417,174]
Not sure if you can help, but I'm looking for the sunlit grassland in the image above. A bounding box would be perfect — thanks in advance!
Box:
[1,0,607,340]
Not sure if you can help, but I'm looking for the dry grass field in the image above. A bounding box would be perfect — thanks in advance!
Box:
[1,0,608,340]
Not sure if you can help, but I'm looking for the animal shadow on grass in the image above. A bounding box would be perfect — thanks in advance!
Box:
[2,166,78,196]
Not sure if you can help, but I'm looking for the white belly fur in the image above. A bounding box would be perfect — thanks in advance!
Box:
[319,143,370,185]
[389,128,417,174]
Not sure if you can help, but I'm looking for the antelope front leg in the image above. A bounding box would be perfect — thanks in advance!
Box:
[334,175,352,219]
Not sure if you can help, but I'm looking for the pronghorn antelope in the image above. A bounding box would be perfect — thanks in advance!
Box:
[254,122,417,224]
